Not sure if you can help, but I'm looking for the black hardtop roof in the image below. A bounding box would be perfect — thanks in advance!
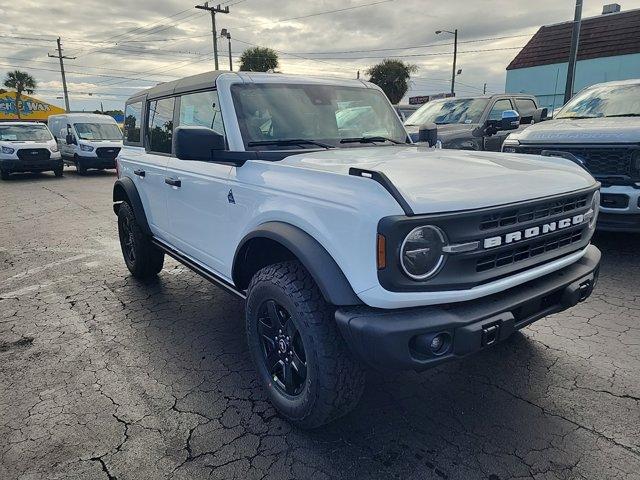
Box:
[127,71,227,103]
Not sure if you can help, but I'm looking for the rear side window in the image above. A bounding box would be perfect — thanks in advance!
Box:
[147,97,175,154]
[515,98,537,124]
[124,102,142,145]
[178,90,226,139]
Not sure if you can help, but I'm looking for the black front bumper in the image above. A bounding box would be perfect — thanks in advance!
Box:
[336,245,601,371]
[73,155,117,169]
[1,158,63,173]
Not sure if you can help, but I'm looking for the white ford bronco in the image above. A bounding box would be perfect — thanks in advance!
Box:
[114,71,601,428]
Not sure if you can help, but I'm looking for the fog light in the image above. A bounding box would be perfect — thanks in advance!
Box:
[412,332,451,357]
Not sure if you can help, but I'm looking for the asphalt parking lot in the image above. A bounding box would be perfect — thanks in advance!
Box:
[0,169,639,480]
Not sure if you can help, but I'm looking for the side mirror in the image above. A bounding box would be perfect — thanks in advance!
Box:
[532,107,548,123]
[175,126,226,162]
[499,110,520,131]
[65,133,74,145]
[417,122,438,147]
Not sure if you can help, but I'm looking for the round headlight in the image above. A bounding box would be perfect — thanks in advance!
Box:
[589,191,600,229]
[400,225,446,280]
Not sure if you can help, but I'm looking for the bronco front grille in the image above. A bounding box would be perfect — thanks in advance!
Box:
[518,146,639,178]
[17,148,50,161]
[479,194,588,231]
[476,228,586,273]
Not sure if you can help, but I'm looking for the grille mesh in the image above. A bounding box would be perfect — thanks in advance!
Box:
[17,148,51,161]
[476,228,585,273]
[479,194,588,231]
[519,146,637,177]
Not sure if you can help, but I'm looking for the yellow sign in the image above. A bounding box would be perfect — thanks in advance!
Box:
[0,92,65,121]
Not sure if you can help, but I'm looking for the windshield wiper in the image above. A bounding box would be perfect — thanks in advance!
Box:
[340,136,403,145]
[605,113,640,118]
[558,115,599,120]
[247,138,333,149]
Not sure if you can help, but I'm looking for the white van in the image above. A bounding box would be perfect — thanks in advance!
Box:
[48,113,123,175]
[0,122,63,180]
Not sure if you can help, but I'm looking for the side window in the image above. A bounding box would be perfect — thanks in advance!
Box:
[178,90,226,140]
[124,102,142,144]
[147,97,175,154]
[515,98,537,124]
[488,99,514,121]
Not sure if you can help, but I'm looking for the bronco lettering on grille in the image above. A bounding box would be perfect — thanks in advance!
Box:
[483,214,587,249]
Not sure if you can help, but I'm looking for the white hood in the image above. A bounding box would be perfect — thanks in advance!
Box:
[510,117,640,144]
[280,145,597,214]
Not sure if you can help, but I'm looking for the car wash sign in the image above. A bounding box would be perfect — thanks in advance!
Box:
[0,92,65,121]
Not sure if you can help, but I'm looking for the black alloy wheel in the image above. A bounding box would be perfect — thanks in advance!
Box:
[119,214,136,265]
[256,299,307,396]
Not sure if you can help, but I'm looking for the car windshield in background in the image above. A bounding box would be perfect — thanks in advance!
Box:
[231,83,407,150]
[74,123,122,140]
[0,124,53,142]
[405,98,489,126]
[556,83,640,119]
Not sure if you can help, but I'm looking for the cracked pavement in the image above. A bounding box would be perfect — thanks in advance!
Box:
[1,170,639,480]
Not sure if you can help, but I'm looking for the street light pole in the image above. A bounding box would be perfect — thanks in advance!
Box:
[436,29,458,96]
[220,29,233,71]
[564,0,583,104]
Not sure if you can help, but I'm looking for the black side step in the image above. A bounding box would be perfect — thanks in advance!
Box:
[152,238,246,299]
[349,167,414,216]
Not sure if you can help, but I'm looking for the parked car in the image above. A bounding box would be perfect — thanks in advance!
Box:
[502,79,640,232]
[404,94,547,151]
[0,122,63,180]
[394,104,420,122]
[113,71,600,428]
[48,113,122,175]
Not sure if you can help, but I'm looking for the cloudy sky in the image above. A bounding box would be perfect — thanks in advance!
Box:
[2,0,640,111]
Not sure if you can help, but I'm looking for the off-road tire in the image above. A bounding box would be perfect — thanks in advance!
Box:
[246,260,366,429]
[117,202,164,279]
[0,170,10,180]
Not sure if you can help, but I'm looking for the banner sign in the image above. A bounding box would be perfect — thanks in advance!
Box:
[0,92,65,121]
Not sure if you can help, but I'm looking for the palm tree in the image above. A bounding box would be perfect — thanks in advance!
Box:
[3,70,37,119]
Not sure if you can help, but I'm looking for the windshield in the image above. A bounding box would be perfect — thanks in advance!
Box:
[0,124,53,142]
[405,98,489,126]
[231,83,407,149]
[556,83,640,119]
[74,123,122,140]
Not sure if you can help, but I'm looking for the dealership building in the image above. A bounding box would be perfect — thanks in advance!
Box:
[505,5,640,111]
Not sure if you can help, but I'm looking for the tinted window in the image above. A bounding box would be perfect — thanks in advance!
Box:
[179,90,225,138]
[147,97,175,154]
[124,102,142,144]
[488,99,514,121]
[515,98,536,124]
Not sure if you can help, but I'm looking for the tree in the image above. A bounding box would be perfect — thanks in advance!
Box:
[3,70,37,119]
[239,47,279,72]
[366,59,417,105]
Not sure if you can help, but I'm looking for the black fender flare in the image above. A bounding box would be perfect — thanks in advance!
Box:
[112,177,152,236]
[233,222,361,306]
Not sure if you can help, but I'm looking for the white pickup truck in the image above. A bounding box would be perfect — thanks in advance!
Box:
[113,71,601,428]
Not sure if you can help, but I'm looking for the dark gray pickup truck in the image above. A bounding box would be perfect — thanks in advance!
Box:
[404,94,546,151]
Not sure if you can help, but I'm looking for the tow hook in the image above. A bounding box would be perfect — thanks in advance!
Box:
[481,323,500,347]
[578,280,592,301]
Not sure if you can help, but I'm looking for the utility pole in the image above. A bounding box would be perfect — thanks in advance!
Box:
[564,0,583,104]
[357,70,360,79]
[483,83,487,94]
[196,2,230,70]
[48,37,75,112]
[451,29,458,96]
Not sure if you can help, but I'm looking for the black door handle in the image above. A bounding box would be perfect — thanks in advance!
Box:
[133,169,145,177]
[165,177,181,187]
